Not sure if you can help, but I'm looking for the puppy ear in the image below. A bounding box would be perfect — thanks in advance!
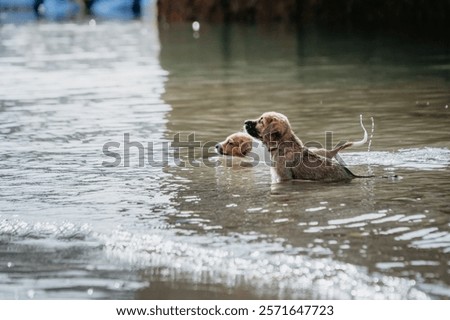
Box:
[240,141,252,156]
[262,121,285,144]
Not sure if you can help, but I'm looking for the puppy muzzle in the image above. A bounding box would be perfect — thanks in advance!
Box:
[244,120,259,138]
[215,143,224,155]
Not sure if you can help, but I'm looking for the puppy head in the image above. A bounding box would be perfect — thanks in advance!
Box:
[244,112,291,145]
[215,132,253,157]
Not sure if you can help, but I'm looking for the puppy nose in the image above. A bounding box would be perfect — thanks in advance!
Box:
[215,143,220,149]
[244,120,251,126]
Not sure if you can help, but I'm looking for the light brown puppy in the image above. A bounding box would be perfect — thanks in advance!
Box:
[215,132,253,157]
[244,112,367,182]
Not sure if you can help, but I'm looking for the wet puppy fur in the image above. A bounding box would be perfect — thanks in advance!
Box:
[244,112,367,182]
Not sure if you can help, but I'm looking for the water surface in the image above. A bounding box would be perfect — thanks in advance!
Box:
[0,21,449,299]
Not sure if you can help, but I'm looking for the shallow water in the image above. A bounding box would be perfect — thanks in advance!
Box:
[0,21,449,299]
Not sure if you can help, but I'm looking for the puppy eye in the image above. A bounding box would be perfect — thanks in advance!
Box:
[258,117,263,123]
[228,140,234,146]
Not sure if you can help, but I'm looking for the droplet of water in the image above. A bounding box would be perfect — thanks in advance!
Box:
[87,288,94,296]
[192,21,200,32]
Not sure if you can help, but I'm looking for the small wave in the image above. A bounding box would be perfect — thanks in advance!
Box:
[99,229,430,299]
[0,218,92,240]
[2,218,447,299]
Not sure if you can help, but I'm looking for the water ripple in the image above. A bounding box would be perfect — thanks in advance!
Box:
[342,148,450,170]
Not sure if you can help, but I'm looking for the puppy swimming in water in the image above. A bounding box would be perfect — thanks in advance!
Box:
[215,132,269,167]
[215,132,254,157]
[244,112,372,182]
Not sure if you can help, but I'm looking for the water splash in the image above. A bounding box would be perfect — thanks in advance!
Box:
[100,228,430,299]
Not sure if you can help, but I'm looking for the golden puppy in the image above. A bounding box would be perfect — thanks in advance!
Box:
[244,112,369,182]
[215,132,253,157]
